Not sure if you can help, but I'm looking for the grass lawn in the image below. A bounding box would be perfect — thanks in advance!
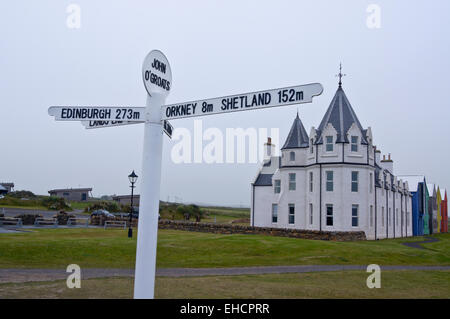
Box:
[0,270,448,299]
[0,228,448,269]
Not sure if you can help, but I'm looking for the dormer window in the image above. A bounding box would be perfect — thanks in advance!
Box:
[351,136,358,152]
[310,139,314,153]
[325,136,333,152]
[289,151,295,161]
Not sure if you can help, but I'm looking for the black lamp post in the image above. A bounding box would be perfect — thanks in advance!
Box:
[128,170,138,238]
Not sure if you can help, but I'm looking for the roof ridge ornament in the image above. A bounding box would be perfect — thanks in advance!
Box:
[336,62,346,88]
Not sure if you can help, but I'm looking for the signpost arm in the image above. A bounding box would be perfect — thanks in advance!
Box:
[133,94,165,299]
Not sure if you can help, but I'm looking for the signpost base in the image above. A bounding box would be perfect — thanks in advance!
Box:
[133,94,165,299]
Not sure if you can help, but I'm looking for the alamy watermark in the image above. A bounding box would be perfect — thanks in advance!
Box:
[66,4,81,29]
[66,264,81,288]
[366,264,381,288]
[170,120,280,164]
[366,4,381,29]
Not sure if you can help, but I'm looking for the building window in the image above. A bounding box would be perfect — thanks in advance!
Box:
[352,205,359,227]
[63,192,69,196]
[382,207,385,227]
[369,173,373,193]
[288,204,295,224]
[326,204,333,226]
[396,208,399,225]
[310,139,314,153]
[309,172,313,192]
[289,173,296,191]
[389,208,391,226]
[326,171,333,192]
[290,151,295,161]
[351,171,358,192]
[370,205,373,227]
[274,180,281,194]
[309,203,313,225]
[351,136,358,152]
[325,136,333,152]
[272,204,278,223]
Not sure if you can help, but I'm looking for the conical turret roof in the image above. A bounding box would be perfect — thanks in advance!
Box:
[315,86,367,144]
[282,113,310,149]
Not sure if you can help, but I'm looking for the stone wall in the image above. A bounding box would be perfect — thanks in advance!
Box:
[158,220,366,241]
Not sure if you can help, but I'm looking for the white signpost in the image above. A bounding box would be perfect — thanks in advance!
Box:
[48,106,146,122]
[162,83,323,120]
[48,49,323,299]
[82,120,143,129]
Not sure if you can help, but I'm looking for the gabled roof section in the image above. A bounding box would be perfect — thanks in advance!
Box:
[427,183,436,196]
[254,173,273,186]
[281,113,310,149]
[315,86,368,144]
[397,175,425,193]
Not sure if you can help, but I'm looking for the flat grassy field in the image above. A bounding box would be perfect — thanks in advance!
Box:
[0,270,448,299]
[0,228,448,269]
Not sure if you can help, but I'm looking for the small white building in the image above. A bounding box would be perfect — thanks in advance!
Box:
[250,82,413,240]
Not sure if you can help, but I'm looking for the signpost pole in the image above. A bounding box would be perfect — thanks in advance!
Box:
[133,93,165,299]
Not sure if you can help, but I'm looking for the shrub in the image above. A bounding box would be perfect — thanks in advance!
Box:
[41,197,71,211]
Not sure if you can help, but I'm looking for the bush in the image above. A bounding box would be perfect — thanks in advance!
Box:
[7,190,36,199]
[41,197,71,211]
[84,201,120,213]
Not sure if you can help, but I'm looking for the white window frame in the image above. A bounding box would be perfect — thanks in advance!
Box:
[288,204,295,225]
[370,205,373,227]
[351,171,359,192]
[325,136,333,152]
[352,204,359,227]
[272,204,278,223]
[289,151,295,161]
[274,179,281,194]
[326,171,333,192]
[289,173,296,191]
[351,136,358,152]
[326,204,333,226]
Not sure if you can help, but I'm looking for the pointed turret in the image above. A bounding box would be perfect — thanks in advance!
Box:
[315,86,368,145]
[281,113,309,149]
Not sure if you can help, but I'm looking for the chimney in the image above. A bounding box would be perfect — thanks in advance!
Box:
[375,147,381,166]
[264,137,275,160]
[380,153,394,174]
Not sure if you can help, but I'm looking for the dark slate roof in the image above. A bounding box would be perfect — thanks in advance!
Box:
[281,113,309,149]
[254,173,273,186]
[315,87,368,144]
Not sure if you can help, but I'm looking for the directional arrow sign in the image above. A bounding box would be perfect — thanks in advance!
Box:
[48,106,146,122]
[163,119,173,138]
[82,120,143,129]
[161,83,323,120]
[81,119,174,139]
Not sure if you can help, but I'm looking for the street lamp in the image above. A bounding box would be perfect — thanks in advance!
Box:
[128,170,138,238]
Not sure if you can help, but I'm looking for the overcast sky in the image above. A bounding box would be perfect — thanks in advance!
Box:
[1,1,449,206]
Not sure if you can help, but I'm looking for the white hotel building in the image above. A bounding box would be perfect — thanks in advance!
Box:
[250,82,413,240]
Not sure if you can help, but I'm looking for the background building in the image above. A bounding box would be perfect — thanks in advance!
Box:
[112,194,140,207]
[251,80,413,240]
[0,183,14,193]
[48,188,92,201]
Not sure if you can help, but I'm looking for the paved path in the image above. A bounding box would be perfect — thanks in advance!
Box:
[402,236,440,249]
[1,265,449,284]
